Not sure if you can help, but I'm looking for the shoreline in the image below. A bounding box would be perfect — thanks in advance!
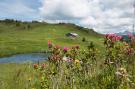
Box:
[0,50,50,58]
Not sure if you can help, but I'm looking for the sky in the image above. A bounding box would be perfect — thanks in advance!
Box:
[0,0,135,33]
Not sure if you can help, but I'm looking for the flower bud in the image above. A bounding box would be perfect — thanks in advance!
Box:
[41,64,46,69]
[48,41,53,48]
[33,64,38,69]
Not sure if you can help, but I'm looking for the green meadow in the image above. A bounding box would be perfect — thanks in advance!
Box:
[0,21,102,57]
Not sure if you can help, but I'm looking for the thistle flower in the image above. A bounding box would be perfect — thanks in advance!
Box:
[63,47,69,52]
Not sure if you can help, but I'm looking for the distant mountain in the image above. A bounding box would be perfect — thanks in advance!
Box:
[116,31,133,36]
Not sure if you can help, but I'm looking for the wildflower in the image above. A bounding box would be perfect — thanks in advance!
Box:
[71,45,80,50]
[63,47,69,52]
[41,64,46,69]
[74,60,80,64]
[71,46,76,49]
[125,43,129,46]
[55,45,61,49]
[105,34,122,42]
[33,64,38,69]
[112,37,116,42]
[62,56,68,61]
[105,34,109,38]
[128,34,134,39]
[106,34,116,39]
[75,45,80,49]
[50,54,61,61]
[62,56,72,62]
[116,36,122,41]
[127,48,134,55]
[115,68,128,77]
[48,41,53,48]
[115,68,131,82]
[112,36,122,42]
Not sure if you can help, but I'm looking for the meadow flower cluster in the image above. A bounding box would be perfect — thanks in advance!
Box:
[33,63,46,70]
[30,35,135,89]
[105,34,122,42]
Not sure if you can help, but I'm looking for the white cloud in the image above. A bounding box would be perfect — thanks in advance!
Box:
[39,0,90,20]
[39,0,134,33]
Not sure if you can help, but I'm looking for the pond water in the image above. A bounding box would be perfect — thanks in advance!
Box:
[0,53,49,63]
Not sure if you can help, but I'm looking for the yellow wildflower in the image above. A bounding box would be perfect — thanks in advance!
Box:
[75,60,80,64]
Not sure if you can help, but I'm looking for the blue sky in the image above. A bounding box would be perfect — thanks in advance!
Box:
[0,0,134,33]
[0,0,41,21]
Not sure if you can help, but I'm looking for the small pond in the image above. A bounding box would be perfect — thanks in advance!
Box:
[0,53,49,63]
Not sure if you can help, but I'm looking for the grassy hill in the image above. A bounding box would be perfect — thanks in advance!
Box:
[0,20,103,57]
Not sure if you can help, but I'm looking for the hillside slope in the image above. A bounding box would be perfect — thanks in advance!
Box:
[0,21,102,57]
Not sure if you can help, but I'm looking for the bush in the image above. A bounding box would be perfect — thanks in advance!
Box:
[82,37,86,42]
